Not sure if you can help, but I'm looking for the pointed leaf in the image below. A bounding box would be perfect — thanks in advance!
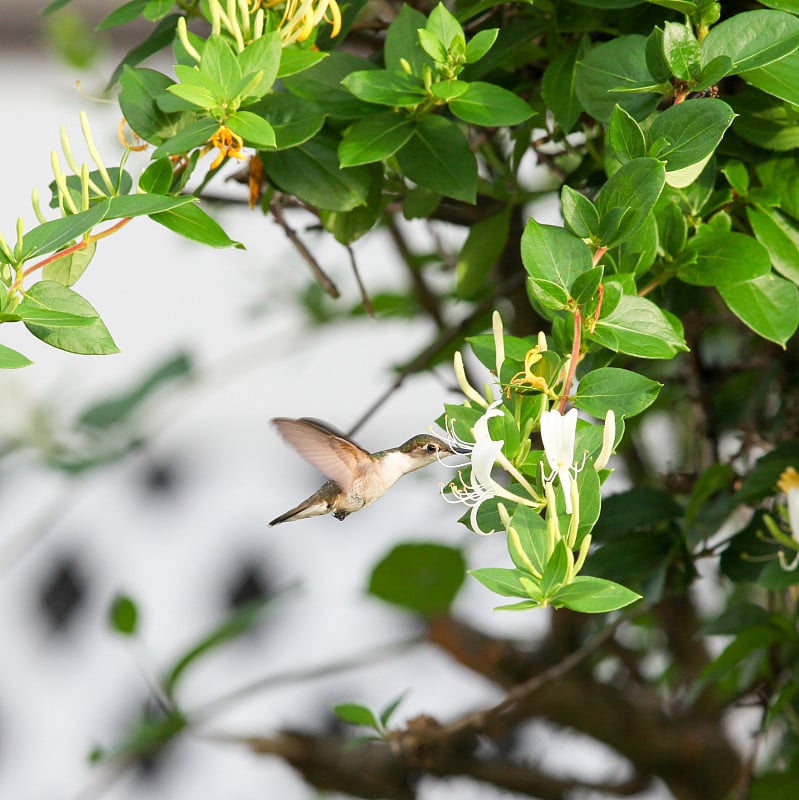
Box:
[22,281,118,355]
[702,9,799,75]
[574,367,662,419]
[551,576,641,613]
[0,343,33,369]
[718,273,799,346]
[339,112,416,167]
[396,116,477,203]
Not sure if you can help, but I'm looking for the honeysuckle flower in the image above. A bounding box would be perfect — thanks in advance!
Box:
[540,407,579,514]
[594,409,616,471]
[509,345,549,394]
[492,310,505,379]
[205,125,246,169]
[442,401,541,535]
[265,0,342,45]
[776,467,799,570]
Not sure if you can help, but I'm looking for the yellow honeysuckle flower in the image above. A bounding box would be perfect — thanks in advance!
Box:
[205,125,247,169]
[509,346,549,394]
[258,0,342,44]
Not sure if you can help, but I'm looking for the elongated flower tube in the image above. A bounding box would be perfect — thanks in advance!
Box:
[540,407,579,514]
[594,409,616,471]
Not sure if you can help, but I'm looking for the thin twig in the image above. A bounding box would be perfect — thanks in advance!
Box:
[189,634,425,724]
[269,199,340,298]
[347,244,374,318]
[347,272,524,436]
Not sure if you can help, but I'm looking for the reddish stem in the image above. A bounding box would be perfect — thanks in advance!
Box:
[12,217,132,291]
[558,307,582,413]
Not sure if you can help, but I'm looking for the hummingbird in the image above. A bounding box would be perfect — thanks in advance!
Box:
[269,417,456,525]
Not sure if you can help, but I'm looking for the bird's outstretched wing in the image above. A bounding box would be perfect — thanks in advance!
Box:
[272,417,371,492]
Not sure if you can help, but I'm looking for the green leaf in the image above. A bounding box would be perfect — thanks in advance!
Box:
[576,35,665,123]
[429,80,469,102]
[119,67,189,144]
[469,567,529,598]
[138,158,175,194]
[283,53,379,118]
[647,98,735,174]
[426,2,464,49]
[593,488,683,539]
[656,200,688,256]
[379,692,407,728]
[551,576,641,613]
[105,14,180,89]
[396,115,477,204]
[540,540,569,598]
[570,265,603,304]
[109,595,139,635]
[333,704,380,730]
[261,130,373,211]
[276,46,327,78]
[542,37,588,133]
[368,543,466,615]
[198,35,241,97]
[747,205,799,285]
[595,158,666,248]
[521,218,593,293]
[341,70,426,107]
[465,29,499,64]
[163,595,275,697]
[449,82,534,126]
[718,273,799,346]
[645,26,671,83]
[678,230,771,285]
[509,505,550,577]
[339,112,416,167]
[0,343,33,369]
[699,625,789,682]
[590,293,688,358]
[238,32,281,98]
[384,5,433,75]
[456,208,510,300]
[98,0,147,29]
[22,281,118,355]
[79,353,192,428]
[251,93,325,151]
[150,203,242,248]
[742,51,799,106]
[42,240,96,286]
[702,9,799,75]
[152,117,219,159]
[19,200,111,262]
[227,111,276,149]
[12,305,96,328]
[662,21,702,81]
[561,186,599,239]
[574,367,662,419]
[608,105,647,164]
[105,194,195,220]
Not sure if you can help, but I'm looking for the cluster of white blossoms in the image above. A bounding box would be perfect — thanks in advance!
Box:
[441,312,615,536]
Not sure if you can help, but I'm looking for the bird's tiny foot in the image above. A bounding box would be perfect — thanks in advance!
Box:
[333,510,348,521]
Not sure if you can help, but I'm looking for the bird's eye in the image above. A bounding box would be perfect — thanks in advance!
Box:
[425,443,437,453]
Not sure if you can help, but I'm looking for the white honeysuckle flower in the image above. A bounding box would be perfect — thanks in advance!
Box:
[540,407,579,514]
[594,409,616,471]
[777,467,799,570]
[442,401,540,535]
[492,310,505,379]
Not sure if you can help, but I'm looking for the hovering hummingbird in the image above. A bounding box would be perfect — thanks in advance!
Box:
[269,417,456,525]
